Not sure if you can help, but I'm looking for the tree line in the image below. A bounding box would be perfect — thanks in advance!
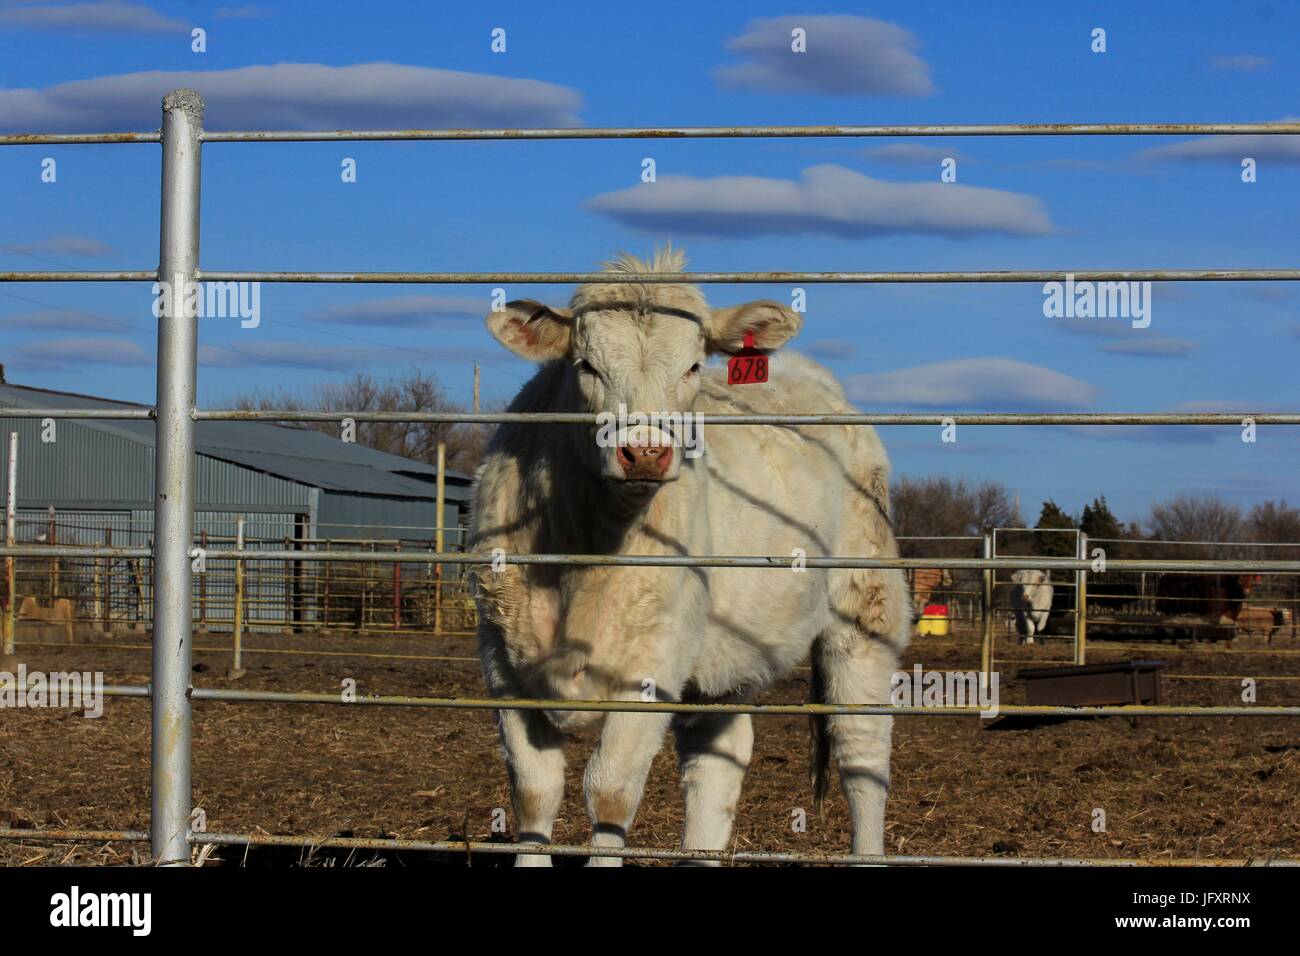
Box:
[891,475,1298,558]
[227,369,492,474]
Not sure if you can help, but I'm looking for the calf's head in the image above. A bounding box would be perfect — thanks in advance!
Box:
[485,250,801,489]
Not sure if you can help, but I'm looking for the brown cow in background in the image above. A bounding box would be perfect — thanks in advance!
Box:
[909,567,952,618]
[1155,573,1260,625]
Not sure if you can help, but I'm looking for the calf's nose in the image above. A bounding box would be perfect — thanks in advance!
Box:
[617,443,673,479]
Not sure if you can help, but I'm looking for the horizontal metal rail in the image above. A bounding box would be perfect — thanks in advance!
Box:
[83,683,1300,717]
[188,833,1298,867]
[202,268,1300,284]
[0,132,161,146]
[0,828,150,843]
[0,407,154,420]
[2,545,1297,573]
[4,122,1299,148]
[0,828,1288,866]
[6,408,1300,425]
[0,271,157,282]
[1091,536,1300,548]
[0,546,151,558]
[176,552,1300,573]
[5,269,1300,285]
[193,410,1300,425]
[200,122,1300,142]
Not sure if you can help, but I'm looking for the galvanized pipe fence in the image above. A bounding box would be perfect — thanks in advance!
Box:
[4,525,1291,648]
[1,95,1298,865]
[0,515,479,637]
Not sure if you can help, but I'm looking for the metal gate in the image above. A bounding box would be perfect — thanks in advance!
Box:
[2,92,1300,865]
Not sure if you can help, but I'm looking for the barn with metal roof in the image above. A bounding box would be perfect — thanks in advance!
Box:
[0,379,475,631]
[0,380,473,547]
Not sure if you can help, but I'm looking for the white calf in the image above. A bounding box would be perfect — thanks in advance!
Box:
[470,248,911,865]
[1010,569,1053,644]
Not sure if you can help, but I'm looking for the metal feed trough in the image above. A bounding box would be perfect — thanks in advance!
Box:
[2,94,1300,866]
[1019,660,1165,708]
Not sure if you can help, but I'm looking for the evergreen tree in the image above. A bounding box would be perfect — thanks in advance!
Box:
[1034,500,1077,557]
[1080,496,1124,541]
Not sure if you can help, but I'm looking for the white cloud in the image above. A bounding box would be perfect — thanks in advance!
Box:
[844,358,1096,410]
[861,143,963,165]
[1050,315,1136,339]
[585,164,1052,239]
[4,234,116,258]
[1173,399,1277,414]
[801,338,857,360]
[0,62,584,132]
[1138,116,1300,165]
[715,15,933,96]
[1210,54,1271,72]
[0,1,186,33]
[1099,337,1198,358]
[1062,424,1216,445]
[200,342,400,371]
[0,308,121,331]
[198,341,498,370]
[215,4,272,19]
[1051,315,1198,358]
[14,336,152,369]
[301,295,485,328]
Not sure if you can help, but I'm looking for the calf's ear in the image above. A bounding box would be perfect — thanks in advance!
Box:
[486,300,574,361]
[705,300,803,354]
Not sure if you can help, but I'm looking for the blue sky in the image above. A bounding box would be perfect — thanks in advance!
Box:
[0,0,1297,522]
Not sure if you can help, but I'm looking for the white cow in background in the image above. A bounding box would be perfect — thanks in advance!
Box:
[470,247,911,865]
[1010,570,1053,644]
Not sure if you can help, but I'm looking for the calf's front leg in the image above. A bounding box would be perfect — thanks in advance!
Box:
[497,706,567,866]
[674,712,753,865]
[584,709,673,866]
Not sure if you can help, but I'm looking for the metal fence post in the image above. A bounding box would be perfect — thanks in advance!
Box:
[2,431,15,656]
[322,539,331,628]
[198,529,208,630]
[435,442,445,636]
[232,515,245,676]
[1075,532,1088,665]
[392,540,402,630]
[979,533,993,680]
[47,505,58,600]
[152,88,203,866]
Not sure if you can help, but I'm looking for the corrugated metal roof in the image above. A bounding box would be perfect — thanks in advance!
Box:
[0,382,473,500]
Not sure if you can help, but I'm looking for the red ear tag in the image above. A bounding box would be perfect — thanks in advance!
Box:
[727,330,768,385]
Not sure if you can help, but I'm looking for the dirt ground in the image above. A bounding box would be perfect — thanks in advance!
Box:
[2,626,1299,866]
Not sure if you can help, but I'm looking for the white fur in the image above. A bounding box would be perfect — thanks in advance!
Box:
[1010,569,1053,644]
[471,250,911,865]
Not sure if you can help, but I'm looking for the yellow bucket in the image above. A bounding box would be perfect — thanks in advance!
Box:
[917,604,950,637]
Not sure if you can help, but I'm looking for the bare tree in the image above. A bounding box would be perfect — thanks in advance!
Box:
[1245,500,1300,544]
[892,476,1021,557]
[1147,494,1244,543]
[228,369,494,474]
